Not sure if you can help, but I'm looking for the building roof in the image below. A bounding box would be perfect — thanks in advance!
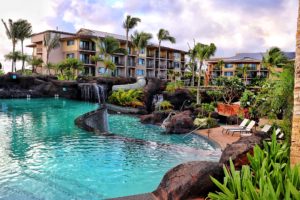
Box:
[208,52,295,63]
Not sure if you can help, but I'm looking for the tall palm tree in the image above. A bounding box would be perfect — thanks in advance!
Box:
[27,57,43,73]
[157,29,176,78]
[4,51,22,68]
[291,0,300,166]
[262,47,288,79]
[131,31,152,70]
[187,40,197,86]
[123,15,141,77]
[94,36,127,74]
[15,19,32,73]
[195,43,217,104]
[43,32,61,74]
[1,19,19,72]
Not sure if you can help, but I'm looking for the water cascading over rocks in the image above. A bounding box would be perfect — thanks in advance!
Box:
[78,83,109,133]
[79,83,107,104]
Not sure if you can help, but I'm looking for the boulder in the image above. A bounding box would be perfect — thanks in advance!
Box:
[143,78,167,112]
[165,110,194,134]
[140,111,169,125]
[163,89,194,110]
[153,161,223,200]
[219,133,268,168]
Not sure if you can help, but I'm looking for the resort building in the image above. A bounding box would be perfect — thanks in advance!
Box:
[27,28,186,81]
[205,52,295,85]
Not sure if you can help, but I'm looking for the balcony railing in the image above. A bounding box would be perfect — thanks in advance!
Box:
[146,64,155,68]
[159,64,167,69]
[147,52,155,57]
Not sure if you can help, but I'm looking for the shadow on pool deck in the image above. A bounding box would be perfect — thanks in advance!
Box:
[195,127,240,150]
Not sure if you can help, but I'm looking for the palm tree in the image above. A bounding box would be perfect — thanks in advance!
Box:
[187,40,197,86]
[262,47,288,79]
[123,15,141,77]
[291,0,300,166]
[15,19,32,73]
[195,43,217,104]
[27,57,43,73]
[1,19,19,72]
[236,64,249,85]
[131,31,152,70]
[4,51,22,69]
[43,32,61,74]
[94,36,127,74]
[157,29,176,78]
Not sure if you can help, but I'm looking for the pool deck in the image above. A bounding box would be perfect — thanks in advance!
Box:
[195,126,240,150]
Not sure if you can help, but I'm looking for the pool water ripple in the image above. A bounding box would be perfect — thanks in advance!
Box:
[0,99,220,199]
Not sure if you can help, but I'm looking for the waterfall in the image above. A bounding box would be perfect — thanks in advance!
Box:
[152,94,164,110]
[79,83,107,104]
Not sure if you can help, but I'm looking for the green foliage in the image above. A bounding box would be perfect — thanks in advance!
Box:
[108,89,144,108]
[158,100,173,111]
[207,90,223,104]
[240,90,256,108]
[215,76,245,104]
[0,69,5,75]
[165,81,184,93]
[56,58,84,80]
[193,117,218,129]
[208,133,300,200]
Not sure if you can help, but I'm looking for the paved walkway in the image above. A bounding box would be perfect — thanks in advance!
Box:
[195,126,240,150]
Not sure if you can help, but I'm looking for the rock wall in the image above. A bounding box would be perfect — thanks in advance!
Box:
[75,106,109,133]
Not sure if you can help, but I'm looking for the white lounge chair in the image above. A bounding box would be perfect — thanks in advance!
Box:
[222,119,250,134]
[275,128,285,140]
[228,120,256,136]
[261,124,272,134]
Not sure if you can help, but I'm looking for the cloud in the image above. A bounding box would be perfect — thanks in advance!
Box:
[0,0,297,72]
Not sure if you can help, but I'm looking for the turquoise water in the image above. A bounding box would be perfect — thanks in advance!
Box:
[0,99,220,199]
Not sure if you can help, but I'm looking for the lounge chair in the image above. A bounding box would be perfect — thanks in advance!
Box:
[261,124,272,134]
[222,119,250,134]
[275,128,285,140]
[228,120,256,136]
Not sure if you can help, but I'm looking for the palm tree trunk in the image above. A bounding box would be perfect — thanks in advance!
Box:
[12,41,15,72]
[21,40,25,73]
[197,61,203,104]
[191,63,195,86]
[158,41,161,78]
[125,30,128,78]
[291,0,300,166]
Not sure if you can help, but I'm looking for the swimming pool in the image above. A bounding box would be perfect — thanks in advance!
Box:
[0,99,220,199]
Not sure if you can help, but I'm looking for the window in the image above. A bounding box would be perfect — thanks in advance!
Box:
[80,53,90,64]
[174,53,180,59]
[224,63,233,68]
[249,63,257,70]
[136,69,144,76]
[237,64,244,68]
[98,67,106,74]
[67,40,74,46]
[66,53,75,58]
[140,48,145,54]
[174,62,180,68]
[224,72,233,77]
[138,58,145,66]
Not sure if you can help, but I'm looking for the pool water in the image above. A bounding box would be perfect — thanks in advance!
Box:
[0,99,220,199]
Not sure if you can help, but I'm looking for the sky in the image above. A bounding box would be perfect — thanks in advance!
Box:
[0,0,298,72]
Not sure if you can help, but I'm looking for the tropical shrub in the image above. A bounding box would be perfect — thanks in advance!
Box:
[214,76,245,104]
[165,81,184,93]
[208,133,300,200]
[0,70,5,75]
[240,90,256,108]
[193,117,218,129]
[108,89,144,107]
[206,90,222,104]
[157,100,173,111]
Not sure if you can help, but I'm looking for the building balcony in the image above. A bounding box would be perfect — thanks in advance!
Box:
[159,64,167,69]
[36,48,43,54]
[147,52,155,57]
[146,64,155,68]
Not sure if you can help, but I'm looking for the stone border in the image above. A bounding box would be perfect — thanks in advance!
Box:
[106,103,146,114]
